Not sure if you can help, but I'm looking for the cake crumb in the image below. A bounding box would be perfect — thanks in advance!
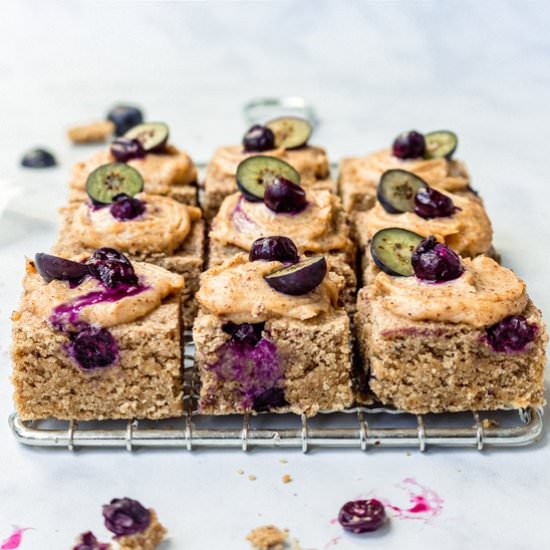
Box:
[248,474,257,481]
[282,474,292,484]
[67,120,114,143]
[482,418,499,429]
[11,310,21,321]
[237,468,245,475]
[247,525,288,550]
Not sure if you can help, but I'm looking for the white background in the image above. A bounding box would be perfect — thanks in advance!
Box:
[1,1,549,548]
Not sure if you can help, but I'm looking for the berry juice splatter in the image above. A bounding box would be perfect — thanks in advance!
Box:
[382,477,444,521]
[1,527,31,549]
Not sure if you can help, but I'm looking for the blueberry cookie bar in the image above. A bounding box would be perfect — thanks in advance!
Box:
[203,117,335,219]
[355,235,547,413]
[11,249,184,420]
[193,253,354,416]
[69,122,198,205]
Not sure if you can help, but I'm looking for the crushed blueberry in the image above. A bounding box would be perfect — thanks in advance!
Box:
[414,187,456,219]
[263,177,307,214]
[110,138,146,162]
[222,322,265,346]
[107,105,144,136]
[338,499,386,533]
[486,315,536,353]
[73,531,110,550]
[103,497,151,537]
[411,236,463,282]
[243,124,275,152]
[86,248,138,288]
[67,326,118,370]
[21,148,57,168]
[249,236,299,263]
[392,130,426,159]
[110,193,145,221]
[253,387,288,412]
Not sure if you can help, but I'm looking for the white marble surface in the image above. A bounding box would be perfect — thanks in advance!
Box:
[1,1,550,548]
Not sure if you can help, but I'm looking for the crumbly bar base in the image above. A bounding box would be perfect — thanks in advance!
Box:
[193,311,354,417]
[117,510,166,550]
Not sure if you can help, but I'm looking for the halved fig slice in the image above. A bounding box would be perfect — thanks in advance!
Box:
[35,253,89,284]
[86,163,144,205]
[424,130,458,159]
[370,228,424,277]
[265,255,327,295]
[124,122,169,152]
[265,116,312,149]
[236,155,301,201]
[377,169,428,213]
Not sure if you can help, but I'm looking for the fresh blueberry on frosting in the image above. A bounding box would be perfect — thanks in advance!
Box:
[414,187,457,219]
[411,236,463,282]
[86,248,138,288]
[109,193,145,221]
[265,255,327,295]
[249,236,299,263]
[103,497,151,537]
[370,228,424,277]
[110,138,146,162]
[107,105,143,136]
[265,116,312,149]
[86,163,144,206]
[67,326,119,370]
[242,124,275,152]
[264,177,307,213]
[124,122,169,153]
[35,253,90,285]
[338,499,386,533]
[392,130,426,159]
[486,315,536,353]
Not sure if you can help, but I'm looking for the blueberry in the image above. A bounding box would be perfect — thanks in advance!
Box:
[21,148,56,168]
[264,177,307,213]
[265,116,312,149]
[222,322,265,346]
[414,187,456,219]
[35,253,90,285]
[110,138,146,162]
[103,497,151,537]
[68,326,118,370]
[377,169,428,214]
[110,193,145,221]
[107,105,144,136]
[265,256,327,295]
[338,499,386,533]
[249,236,299,263]
[370,228,424,277]
[486,315,536,353]
[253,387,288,412]
[73,531,110,550]
[392,130,426,159]
[86,248,138,288]
[243,124,275,152]
[411,236,463,282]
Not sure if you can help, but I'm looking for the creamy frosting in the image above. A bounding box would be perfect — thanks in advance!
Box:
[368,256,527,327]
[24,259,184,328]
[210,191,352,255]
[196,254,341,323]
[206,144,330,186]
[341,148,469,193]
[72,193,201,254]
[360,190,492,257]
[70,144,197,194]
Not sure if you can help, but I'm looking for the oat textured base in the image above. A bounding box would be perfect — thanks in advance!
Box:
[117,509,166,550]
[193,311,354,416]
[355,291,547,414]
[11,298,183,421]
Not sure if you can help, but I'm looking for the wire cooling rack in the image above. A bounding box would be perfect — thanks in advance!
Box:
[8,334,545,453]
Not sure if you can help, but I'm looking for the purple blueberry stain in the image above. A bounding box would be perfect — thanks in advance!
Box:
[109,193,146,221]
[73,531,110,550]
[392,131,425,159]
[411,237,463,282]
[243,124,275,152]
[486,315,536,353]
[414,187,457,219]
[338,499,387,533]
[249,236,299,263]
[103,497,151,537]
[65,326,119,371]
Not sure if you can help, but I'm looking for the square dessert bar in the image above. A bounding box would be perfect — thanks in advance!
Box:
[69,144,198,205]
[12,258,185,421]
[355,257,547,414]
[203,145,336,219]
[193,254,354,416]
[54,202,205,326]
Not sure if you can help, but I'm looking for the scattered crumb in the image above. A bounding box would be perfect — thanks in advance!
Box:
[282,474,292,484]
[67,120,114,143]
[290,539,304,550]
[237,468,245,475]
[279,458,288,464]
[247,525,288,550]
[248,474,257,481]
[11,310,21,321]
[482,418,499,429]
